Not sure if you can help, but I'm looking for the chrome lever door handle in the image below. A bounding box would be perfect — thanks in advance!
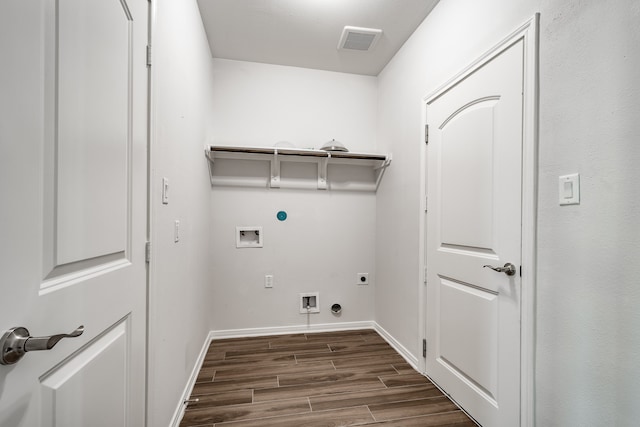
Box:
[1,325,84,365]
[24,326,84,352]
[483,263,517,276]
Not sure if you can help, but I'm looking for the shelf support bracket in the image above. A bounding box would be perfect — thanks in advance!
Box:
[374,156,392,191]
[205,146,215,185]
[318,153,329,190]
[270,149,281,188]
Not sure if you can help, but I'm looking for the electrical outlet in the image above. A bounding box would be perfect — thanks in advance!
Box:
[265,274,273,288]
[357,273,369,285]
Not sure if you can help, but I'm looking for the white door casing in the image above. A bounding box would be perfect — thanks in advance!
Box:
[423,29,534,427]
[0,0,148,425]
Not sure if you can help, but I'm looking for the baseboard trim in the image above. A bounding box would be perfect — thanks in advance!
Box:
[169,330,215,427]
[373,323,420,371]
[210,321,376,340]
[210,321,419,370]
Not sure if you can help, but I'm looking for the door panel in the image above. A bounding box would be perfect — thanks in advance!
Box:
[40,319,129,427]
[440,100,497,250]
[56,0,131,264]
[439,278,498,402]
[51,0,131,268]
[0,0,148,425]
[426,40,524,426]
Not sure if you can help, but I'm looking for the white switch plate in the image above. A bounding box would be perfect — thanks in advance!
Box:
[264,274,273,288]
[162,177,169,204]
[559,173,580,205]
[174,220,180,242]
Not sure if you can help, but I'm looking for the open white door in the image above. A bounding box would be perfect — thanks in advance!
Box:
[425,39,525,426]
[0,0,148,425]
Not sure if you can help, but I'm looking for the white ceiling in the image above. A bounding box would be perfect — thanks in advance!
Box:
[197,0,440,76]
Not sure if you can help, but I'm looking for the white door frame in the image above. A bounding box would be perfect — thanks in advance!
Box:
[418,14,539,427]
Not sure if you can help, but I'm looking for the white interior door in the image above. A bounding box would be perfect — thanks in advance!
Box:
[425,40,524,426]
[0,0,148,425]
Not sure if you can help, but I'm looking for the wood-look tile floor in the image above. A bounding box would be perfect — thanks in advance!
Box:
[179,329,477,427]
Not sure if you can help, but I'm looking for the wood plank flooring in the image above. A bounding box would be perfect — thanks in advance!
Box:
[179,329,476,427]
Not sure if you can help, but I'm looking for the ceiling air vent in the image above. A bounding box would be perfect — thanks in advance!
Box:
[338,26,383,51]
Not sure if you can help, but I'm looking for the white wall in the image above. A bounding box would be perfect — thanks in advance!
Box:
[147,1,640,424]
[375,0,537,361]
[536,0,640,424]
[210,59,377,152]
[376,0,640,424]
[210,188,376,330]
[209,60,378,331]
[148,0,215,425]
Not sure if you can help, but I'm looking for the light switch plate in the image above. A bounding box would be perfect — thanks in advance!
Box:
[559,173,580,205]
[162,177,169,204]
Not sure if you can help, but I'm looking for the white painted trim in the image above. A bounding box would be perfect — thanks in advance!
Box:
[418,89,429,376]
[211,321,375,340]
[519,13,540,427]
[419,14,539,427]
[145,0,157,426]
[169,330,215,427]
[373,323,420,371]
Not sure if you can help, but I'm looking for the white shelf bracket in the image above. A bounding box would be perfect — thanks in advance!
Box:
[270,149,281,188]
[205,146,215,185]
[374,156,392,191]
[318,153,330,190]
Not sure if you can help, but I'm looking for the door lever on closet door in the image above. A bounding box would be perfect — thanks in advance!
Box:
[0,325,84,365]
[483,263,516,276]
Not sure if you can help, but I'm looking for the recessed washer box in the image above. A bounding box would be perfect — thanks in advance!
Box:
[236,226,263,248]
[299,292,320,314]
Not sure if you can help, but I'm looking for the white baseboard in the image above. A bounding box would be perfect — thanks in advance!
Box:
[171,321,421,427]
[373,323,420,371]
[169,330,215,427]
[211,321,420,370]
[210,320,376,340]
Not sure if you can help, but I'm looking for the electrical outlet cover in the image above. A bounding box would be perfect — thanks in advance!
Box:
[265,274,273,288]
